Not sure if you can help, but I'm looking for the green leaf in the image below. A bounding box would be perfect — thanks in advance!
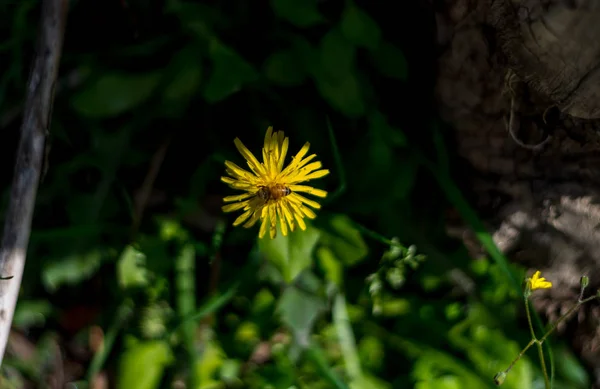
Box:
[264,49,307,86]
[368,111,407,147]
[72,72,161,118]
[319,214,368,266]
[320,28,355,78]
[42,250,103,292]
[371,41,408,80]
[314,28,365,117]
[340,5,381,50]
[316,247,343,287]
[277,287,326,346]
[117,340,173,389]
[271,0,324,28]
[195,339,226,387]
[117,246,149,289]
[258,226,321,283]
[316,75,365,117]
[13,300,52,328]
[204,41,258,103]
[161,44,203,114]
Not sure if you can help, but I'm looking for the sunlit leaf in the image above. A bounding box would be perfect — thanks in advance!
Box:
[195,339,226,388]
[117,340,173,389]
[42,250,103,292]
[350,375,391,389]
[204,41,258,103]
[271,0,324,27]
[340,5,381,50]
[258,225,321,283]
[117,246,149,289]
[72,72,161,118]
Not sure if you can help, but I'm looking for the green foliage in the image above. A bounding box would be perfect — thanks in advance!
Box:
[340,4,382,50]
[264,49,308,87]
[72,72,161,118]
[0,1,592,388]
[271,0,324,27]
[117,246,149,289]
[204,41,259,103]
[370,41,409,80]
[117,339,173,389]
[258,224,321,283]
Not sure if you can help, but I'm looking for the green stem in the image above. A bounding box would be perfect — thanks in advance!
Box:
[86,301,132,382]
[524,296,537,340]
[538,295,596,344]
[536,342,550,389]
[503,338,536,375]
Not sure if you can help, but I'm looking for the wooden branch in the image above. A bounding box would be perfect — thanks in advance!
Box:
[0,0,67,366]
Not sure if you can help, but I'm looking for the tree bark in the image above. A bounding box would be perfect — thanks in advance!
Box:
[436,0,600,384]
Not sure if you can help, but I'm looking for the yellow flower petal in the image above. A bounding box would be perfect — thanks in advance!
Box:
[288,185,327,198]
[277,136,289,172]
[301,169,330,181]
[281,200,296,232]
[233,208,253,226]
[288,192,321,209]
[234,138,266,176]
[259,206,269,238]
[529,271,552,290]
[300,205,316,219]
[269,204,277,239]
[223,202,248,213]
[243,209,262,228]
[224,161,258,182]
[223,192,254,203]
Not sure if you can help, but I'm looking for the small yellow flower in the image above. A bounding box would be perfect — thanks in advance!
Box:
[221,127,330,239]
[528,271,552,290]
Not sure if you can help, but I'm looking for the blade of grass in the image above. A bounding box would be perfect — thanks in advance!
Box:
[304,343,350,389]
[169,283,238,336]
[333,293,362,382]
[86,300,133,382]
[175,243,198,387]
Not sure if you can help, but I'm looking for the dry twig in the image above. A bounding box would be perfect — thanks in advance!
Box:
[0,0,68,366]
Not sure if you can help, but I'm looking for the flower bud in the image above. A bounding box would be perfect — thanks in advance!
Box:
[494,371,506,386]
[581,276,589,289]
[523,280,532,298]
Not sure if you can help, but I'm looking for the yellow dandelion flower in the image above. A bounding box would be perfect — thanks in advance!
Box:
[221,126,330,239]
[528,270,552,291]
